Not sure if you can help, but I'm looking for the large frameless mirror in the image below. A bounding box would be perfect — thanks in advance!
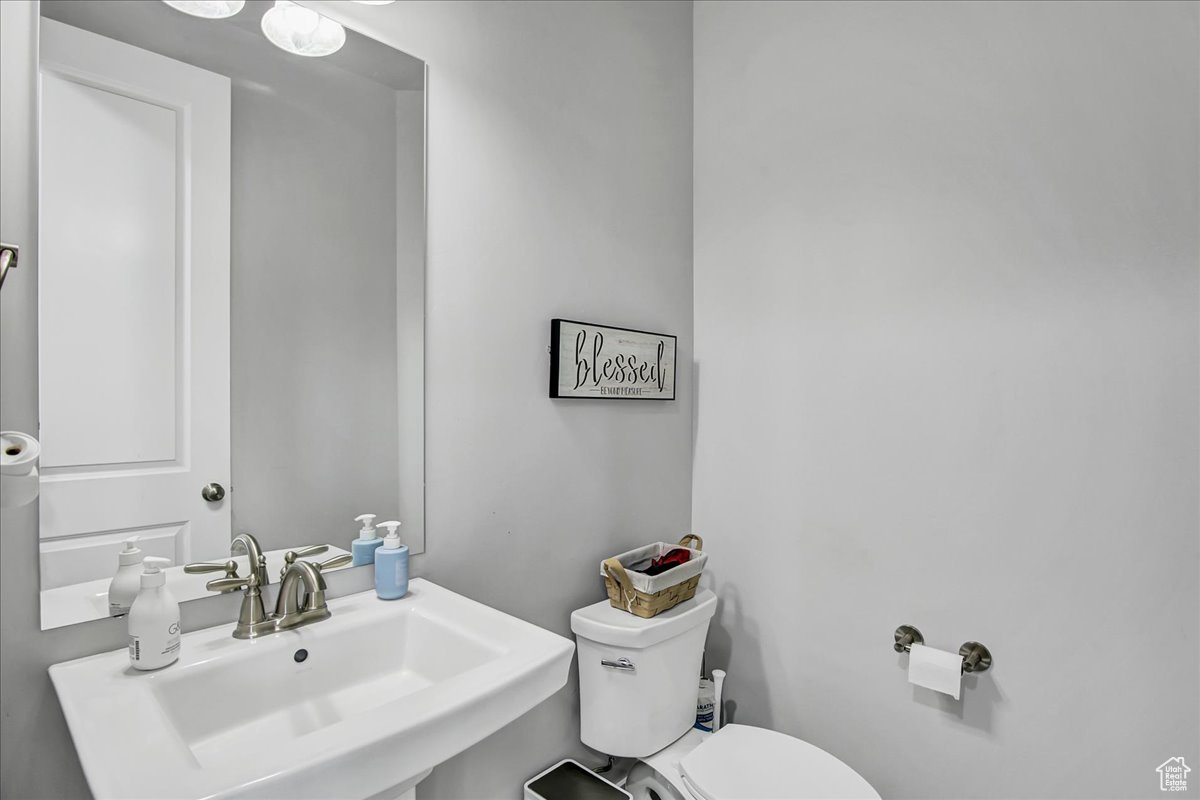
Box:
[35,0,425,629]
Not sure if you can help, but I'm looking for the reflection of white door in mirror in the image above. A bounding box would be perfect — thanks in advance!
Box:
[37,19,231,592]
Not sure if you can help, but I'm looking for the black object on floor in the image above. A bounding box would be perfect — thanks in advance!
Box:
[525,760,629,800]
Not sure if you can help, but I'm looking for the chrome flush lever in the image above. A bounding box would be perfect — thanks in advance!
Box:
[601,657,635,671]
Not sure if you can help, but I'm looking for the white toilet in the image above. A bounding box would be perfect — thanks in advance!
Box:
[571,589,880,800]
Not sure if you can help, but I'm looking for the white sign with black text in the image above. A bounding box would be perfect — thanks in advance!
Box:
[550,319,676,400]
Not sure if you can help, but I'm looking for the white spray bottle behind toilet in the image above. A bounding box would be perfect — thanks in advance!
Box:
[712,669,726,731]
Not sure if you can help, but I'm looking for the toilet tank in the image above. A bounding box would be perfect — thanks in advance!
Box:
[570,589,717,758]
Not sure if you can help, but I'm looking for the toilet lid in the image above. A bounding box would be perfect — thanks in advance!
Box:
[678,725,880,800]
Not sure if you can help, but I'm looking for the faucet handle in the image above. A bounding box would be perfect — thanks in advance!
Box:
[281,545,330,578]
[184,559,239,577]
[289,544,329,560]
[206,575,251,593]
[314,553,352,572]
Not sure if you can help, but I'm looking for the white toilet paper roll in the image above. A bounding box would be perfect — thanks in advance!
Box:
[1,466,39,509]
[907,643,962,700]
[1,431,41,509]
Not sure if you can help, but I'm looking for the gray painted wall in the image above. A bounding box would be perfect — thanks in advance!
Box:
[1,1,694,798]
[692,2,1199,798]
[309,2,694,797]
[225,53,404,555]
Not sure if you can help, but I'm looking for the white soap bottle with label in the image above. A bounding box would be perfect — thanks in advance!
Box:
[107,536,143,616]
[128,556,181,671]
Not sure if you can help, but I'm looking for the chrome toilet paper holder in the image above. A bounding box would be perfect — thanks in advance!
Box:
[893,625,992,674]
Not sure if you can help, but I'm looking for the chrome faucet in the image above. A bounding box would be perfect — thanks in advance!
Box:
[274,550,352,631]
[184,532,270,590]
[216,571,275,639]
[200,544,352,639]
[275,561,329,630]
[230,533,268,587]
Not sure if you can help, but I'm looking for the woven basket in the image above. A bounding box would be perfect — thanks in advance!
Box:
[602,534,705,618]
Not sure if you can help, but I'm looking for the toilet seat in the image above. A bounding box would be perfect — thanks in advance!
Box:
[677,725,880,800]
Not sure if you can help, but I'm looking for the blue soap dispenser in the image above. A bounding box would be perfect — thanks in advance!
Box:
[374,520,408,600]
[351,513,383,566]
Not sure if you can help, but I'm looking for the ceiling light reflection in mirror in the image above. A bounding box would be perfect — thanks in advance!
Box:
[261,1,346,57]
[162,0,361,59]
[162,1,246,19]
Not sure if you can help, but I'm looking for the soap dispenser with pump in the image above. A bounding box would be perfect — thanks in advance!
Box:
[374,520,408,600]
[107,535,143,616]
[128,557,181,671]
[352,513,383,566]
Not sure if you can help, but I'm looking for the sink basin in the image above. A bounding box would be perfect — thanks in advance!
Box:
[49,579,575,799]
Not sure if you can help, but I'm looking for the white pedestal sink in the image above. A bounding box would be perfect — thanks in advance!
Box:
[49,579,575,799]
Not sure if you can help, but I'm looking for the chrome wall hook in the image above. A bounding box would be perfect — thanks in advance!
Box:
[893,625,924,653]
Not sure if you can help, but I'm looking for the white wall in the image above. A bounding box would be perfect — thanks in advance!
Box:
[693,2,1198,798]
[0,2,693,798]
[305,3,694,796]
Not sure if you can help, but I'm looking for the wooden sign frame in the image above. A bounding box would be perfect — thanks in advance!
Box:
[549,319,677,400]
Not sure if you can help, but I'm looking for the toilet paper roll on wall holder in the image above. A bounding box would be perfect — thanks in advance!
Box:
[893,625,992,674]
